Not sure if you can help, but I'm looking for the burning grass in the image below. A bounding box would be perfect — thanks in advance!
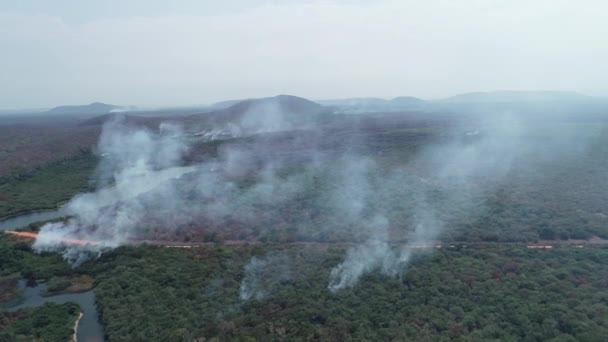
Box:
[5,231,97,246]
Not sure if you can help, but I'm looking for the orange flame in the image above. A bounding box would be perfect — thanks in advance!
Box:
[5,230,97,246]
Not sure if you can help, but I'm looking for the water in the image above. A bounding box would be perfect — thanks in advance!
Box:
[0,209,65,231]
[4,280,105,342]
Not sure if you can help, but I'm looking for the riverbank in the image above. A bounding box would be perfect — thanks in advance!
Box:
[0,208,66,231]
[0,206,63,222]
[0,278,22,304]
[2,281,105,341]
[72,312,84,342]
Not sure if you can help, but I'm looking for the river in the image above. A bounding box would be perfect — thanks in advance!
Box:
[1,209,105,341]
[0,209,65,231]
[4,280,105,342]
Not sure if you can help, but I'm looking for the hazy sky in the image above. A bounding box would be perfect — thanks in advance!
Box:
[1,0,607,108]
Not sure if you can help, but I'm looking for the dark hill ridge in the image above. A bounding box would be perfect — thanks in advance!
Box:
[72,91,608,130]
[78,113,164,128]
[210,99,252,110]
[79,95,327,132]
[319,96,427,113]
[184,95,327,129]
[390,96,426,106]
[320,91,608,115]
[47,102,123,115]
[224,94,323,116]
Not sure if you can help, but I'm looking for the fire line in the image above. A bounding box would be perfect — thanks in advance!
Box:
[4,230,97,246]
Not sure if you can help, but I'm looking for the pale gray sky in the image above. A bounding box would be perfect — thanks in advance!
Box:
[1,0,607,108]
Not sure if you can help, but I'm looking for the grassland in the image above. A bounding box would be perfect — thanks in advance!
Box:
[0,123,99,178]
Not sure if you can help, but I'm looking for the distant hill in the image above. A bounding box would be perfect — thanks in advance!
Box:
[78,113,165,128]
[429,90,608,117]
[186,95,327,131]
[46,102,127,115]
[318,97,387,107]
[225,94,323,116]
[209,99,251,110]
[320,91,608,116]
[390,96,427,107]
[319,96,427,113]
[438,91,592,104]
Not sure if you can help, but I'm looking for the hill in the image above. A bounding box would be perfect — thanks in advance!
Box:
[184,95,327,133]
[77,113,164,128]
[438,90,592,104]
[219,94,323,118]
[46,102,125,115]
[319,96,427,113]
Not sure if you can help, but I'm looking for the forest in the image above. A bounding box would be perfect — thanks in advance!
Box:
[0,302,79,342]
[72,244,608,341]
[2,0,608,339]
[4,119,608,244]
[2,232,607,341]
[1,112,608,341]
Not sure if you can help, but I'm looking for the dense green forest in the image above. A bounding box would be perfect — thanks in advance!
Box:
[0,234,72,282]
[0,234,74,305]
[2,213,608,340]
[0,302,79,342]
[0,235,87,341]
[0,152,97,218]
[84,244,608,341]
[2,119,608,341]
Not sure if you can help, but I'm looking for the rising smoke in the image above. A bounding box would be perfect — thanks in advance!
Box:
[328,115,524,291]
[239,251,291,301]
[31,101,595,295]
[33,117,195,265]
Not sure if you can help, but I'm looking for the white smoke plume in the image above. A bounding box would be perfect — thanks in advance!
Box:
[29,104,598,295]
[33,117,194,265]
[239,252,291,301]
[327,114,525,291]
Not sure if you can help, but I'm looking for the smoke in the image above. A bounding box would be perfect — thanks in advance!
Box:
[30,102,599,295]
[194,96,323,142]
[239,252,291,301]
[327,114,526,291]
[33,117,195,265]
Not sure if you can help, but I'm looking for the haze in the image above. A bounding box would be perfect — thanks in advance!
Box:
[1,0,607,109]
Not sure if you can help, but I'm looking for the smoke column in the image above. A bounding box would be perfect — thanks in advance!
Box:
[29,105,595,295]
[33,117,194,265]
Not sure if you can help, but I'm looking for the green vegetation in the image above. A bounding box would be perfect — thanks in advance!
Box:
[2,118,608,341]
[86,244,608,341]
[46,275,94,295]
[0,279,21,304]
[0,302,80,342]
[0,152,97,218]
[0,236,88,341]
[0,234,74,303]
[0,235,73,281]
[3,124,608,243]
[179,125,608,243]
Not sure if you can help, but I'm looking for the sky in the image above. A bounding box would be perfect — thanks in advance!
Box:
[1,0,607,109]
